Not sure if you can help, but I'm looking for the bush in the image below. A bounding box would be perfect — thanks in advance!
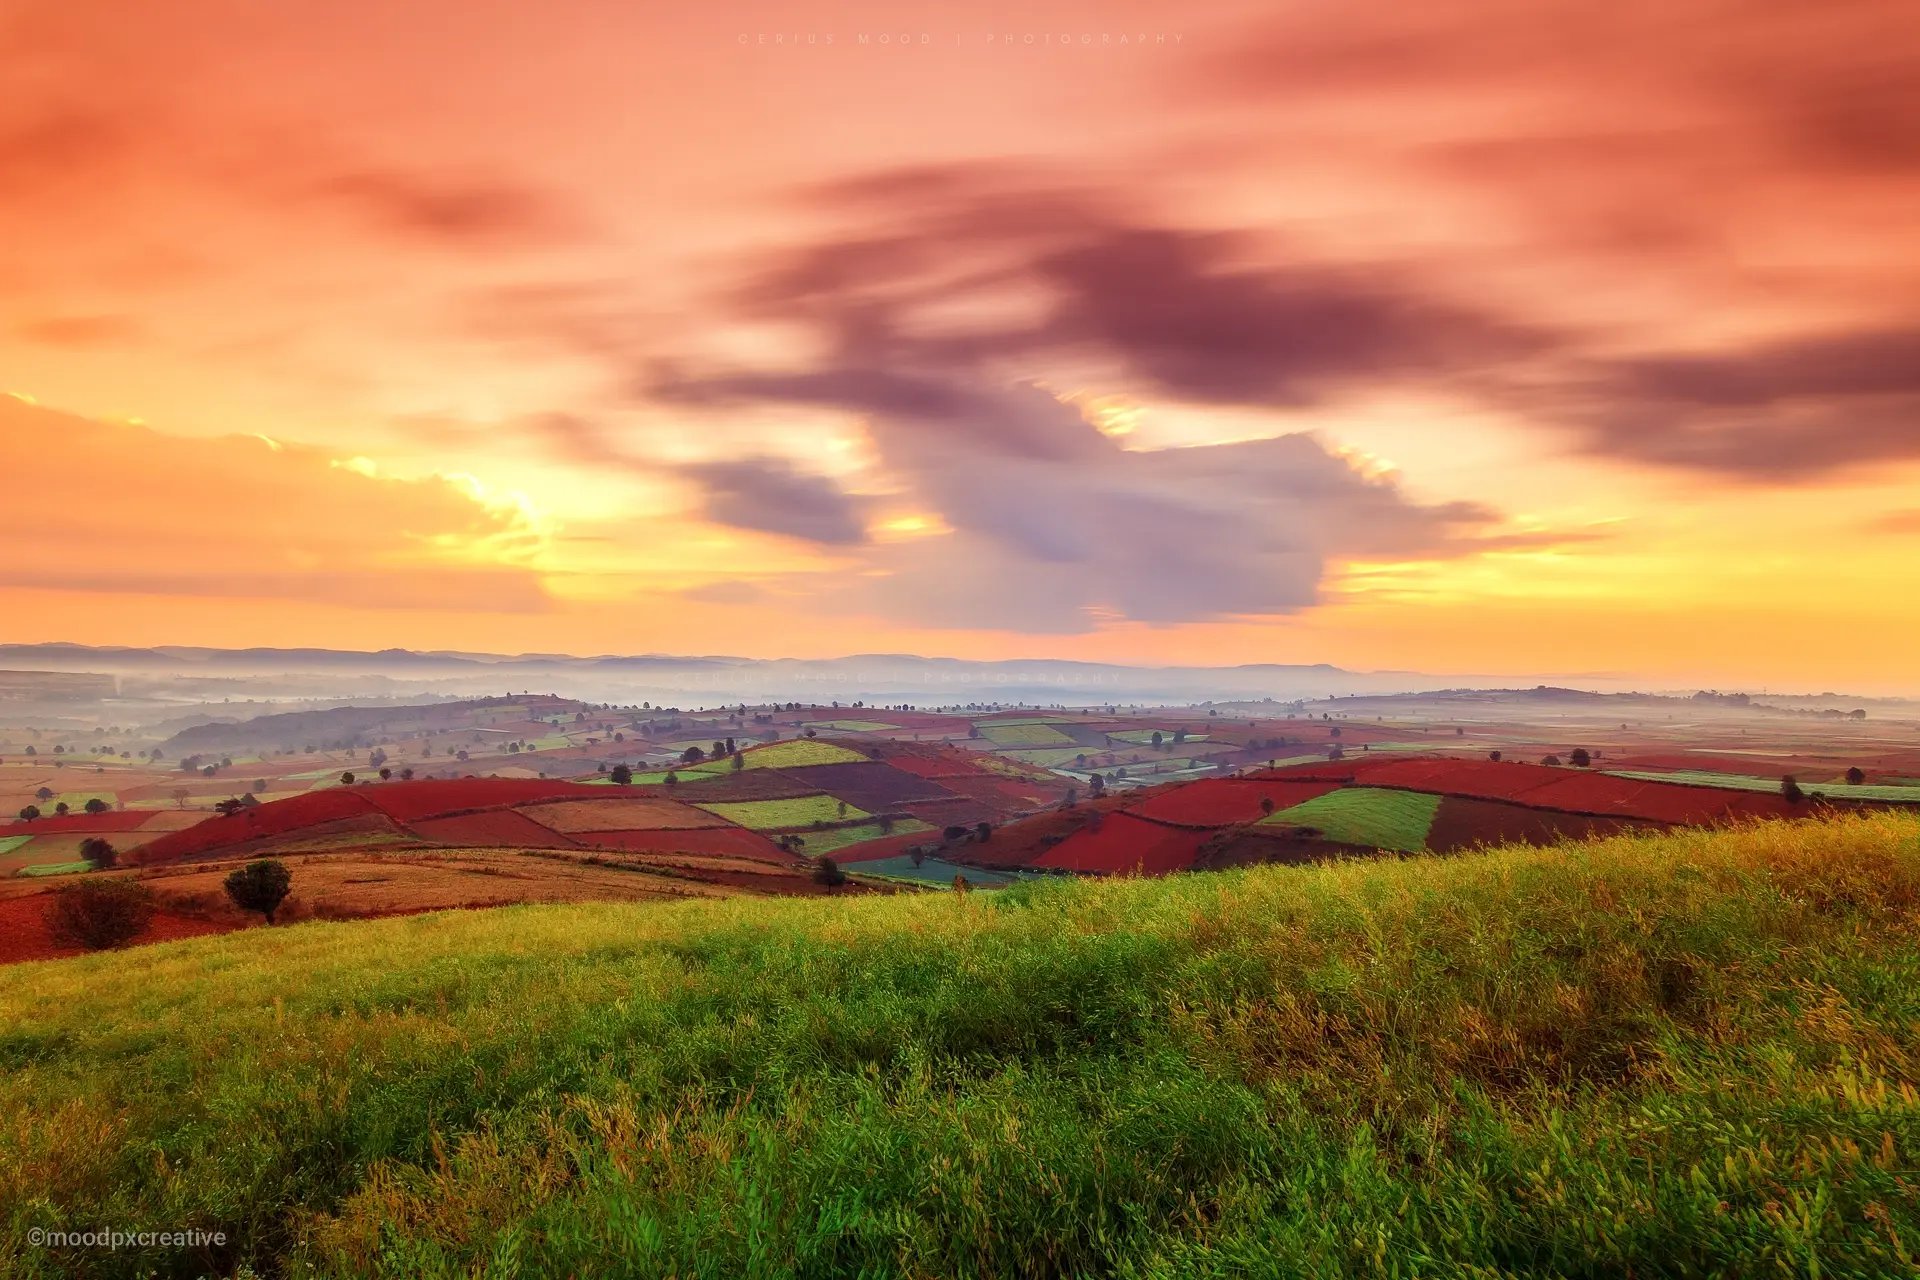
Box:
[84,797,110,815]
[1542,755,1563,767]
[609,764,633,785]
[1569,748,1592,768]
[1847,767,1867,786]
[80,837,118,870]
[44,879,154,950]
[224,859,293,924]
[1782,776,1806,804]
[812,857,847,890]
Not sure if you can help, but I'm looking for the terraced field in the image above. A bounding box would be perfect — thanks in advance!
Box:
[694,795,873,829]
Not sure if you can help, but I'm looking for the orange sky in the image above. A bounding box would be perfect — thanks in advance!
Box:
[4,0,1919,691]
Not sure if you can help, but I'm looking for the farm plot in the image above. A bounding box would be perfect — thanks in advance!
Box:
[1424,796,1657,853]
[734,739,870,770]
[693,795,872,830]
[1109,730,1209,746]
[1260,788,1442,852]
[361,778,608,823]
[1606,770,1920,804]
[568,827,794,861]
[842,855,1019,887]
[789,818,934,856]
[411,810,577,849]
[1032,814,1206,875]
[521,797,726,833]
[979,723,1077,748]
[1127,779,1338,828]
[772,762,956,811]
[127,788,382,861]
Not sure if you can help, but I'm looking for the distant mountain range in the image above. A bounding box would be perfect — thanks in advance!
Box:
[0,644,1905,708]
[0,643,1456,705]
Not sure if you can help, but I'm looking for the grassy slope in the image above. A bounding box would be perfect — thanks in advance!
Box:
[1262,786,1443,852]
[2,814,1918,1279]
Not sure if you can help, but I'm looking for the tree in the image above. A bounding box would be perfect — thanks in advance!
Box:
[681,746,706,765]
[1569,748,1592,768]
[836,800,848,819]
[399,767,414,781]
[1489,751,1503,762]
[813,856,847,891]
[253,780,268,795]
[45,880,154,950]
[215,798,246,818]
[172,788,189,809]
[610,763,633,785]
[943,825,969,841]
[975,821,991,843]
[34,786,53,802]
[54,802,69,816]
[1846,766,1867,786]
[340,771,355,786]
[1781,776,1805,805]
[1150,731,1163,749]
[84,797,110,815]
[17,804,43,823]
[80,836,117,869]
[1260,796,1276,816]
[241,792,261,807]
[664,771,679,786]
[731,751,745,771]
[224,859,292,924]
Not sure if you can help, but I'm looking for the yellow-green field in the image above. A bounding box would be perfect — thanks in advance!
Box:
[3,813,1919,1278]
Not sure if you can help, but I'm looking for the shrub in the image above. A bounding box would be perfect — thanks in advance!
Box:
[224,859,293,924]
[1569,748,1592,768]
[44,879,154,950]
[80,837,118,870]
[84,797,110,815]
[1846,766,1867,786]
[340,772,355,786]
[1489,750,1503,762]
[17,805,39,823]
[610,764,633,785]
[1543,755,1563,767]
[812,857,847,891]
[1782,776,1806,805]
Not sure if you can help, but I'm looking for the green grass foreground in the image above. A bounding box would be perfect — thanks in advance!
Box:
[4,814,1920,1278]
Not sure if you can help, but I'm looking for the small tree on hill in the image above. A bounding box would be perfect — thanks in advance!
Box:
[54,802,69,816]
[214,798,245,818]
[610,763,633,785]
[1543,755,1563,767]
[84,797,109,815]
[664,771,679,786]
[1846,766,1866,786]
[340,771,355,786]
[1781,776,1805,805]
[80,836,117,869]
[45,879,154,951]
[224,859,292,924]
[1260,796,1276,816]
[1569,748,1592,768]
[975,821,991,843]
[1489,750,1503,762]
[731,751,744,771]
[813,856,847,892]
[34,786,53,802]
[15,805,36,823]
[378,767,392,781]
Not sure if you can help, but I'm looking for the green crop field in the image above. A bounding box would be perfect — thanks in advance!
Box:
[1607,770,1920,803]
[18,860,94,877]
[693,794,871,829]
[0,835,29,856]
[979,723,1076,747]
[3,814,1918,1277]
[49,792,116,811]
[793,817,932,855]
[733,739,869,770]
[810,720,897,733]
[1261,786,1443,851]
[1108,729,1209,745]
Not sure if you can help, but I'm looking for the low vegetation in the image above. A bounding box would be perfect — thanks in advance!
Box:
[2,813,1918,1276]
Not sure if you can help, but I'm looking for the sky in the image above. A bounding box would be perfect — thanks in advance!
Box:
[4,0,1919,690]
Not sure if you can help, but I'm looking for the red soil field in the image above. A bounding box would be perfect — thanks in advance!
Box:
[130,789,381,862]
[774,762,957,810]
[1520,774,1801,824]
[0,809,154,838]
[520,797,724,832]
[360,778,610,823]
[0,893,233,965]
[1031,813,1206,876]
[569,826,795,861]
[1606,753,1808,776]
[1125,778,1339,827]
[410,809,579,848]
[649,770,825,801]
[1424,796,1660,853]
[939,775,1058,811]
[882,752,985,780]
